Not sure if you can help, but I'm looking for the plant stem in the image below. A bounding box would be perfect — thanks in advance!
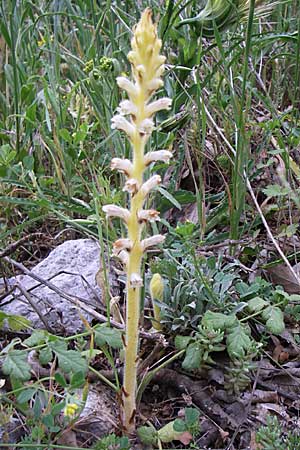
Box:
[123,136,145,432]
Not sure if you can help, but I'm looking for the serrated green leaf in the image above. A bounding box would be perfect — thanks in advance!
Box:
[226,324,252,359]
[94,325,123,349]
[24,330,48,347]
[2,350,31,381]
[182,342,202,370]
[261,306,285,335]
[202,311,236,331]
[174,335,193,350]
[51,345,87,374]
[247,297,269,313]
[137,426,158,445]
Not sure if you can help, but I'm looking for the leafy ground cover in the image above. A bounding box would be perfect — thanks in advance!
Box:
[1,0,300,448]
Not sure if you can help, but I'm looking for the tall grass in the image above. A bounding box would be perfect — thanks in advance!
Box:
[0,0,299,254]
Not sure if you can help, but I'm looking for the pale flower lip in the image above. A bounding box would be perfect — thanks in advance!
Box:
[111,115,135,139]
[138,209,160,222]
[145,98,172,116]
[144,150,173,166]
[140,175,161,197]
[117,100,138,116]
[111,158,133,177]
[147,78,164,93]
[103,205,130,223]
[123,178,140,194]
[138,118,154,135]
[118,249,129,266]
[116,76,138,98]
[130,272,143,288]
[141,234,165,251]
[113,238,133,256]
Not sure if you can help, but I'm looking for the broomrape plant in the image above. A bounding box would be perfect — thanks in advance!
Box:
[103,9,172,433]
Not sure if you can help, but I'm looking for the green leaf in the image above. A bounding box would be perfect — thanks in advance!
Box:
[54,372,67,387]
[137,426,158,445]
[0,312,31,331]
[17,388,37,404]
[39,346,52,366]
[2,350,31,381]
[70,371,86,389]
[50,343,87,374]
[262,185,290,197]
[261,306,285,335]
[173,419,186,432]
[24,330,48,347]
[185,407,200,426]
[174,335,193,350]
[182,342,202,370]
[226,324,252,359]
[202,311,236,331]
[157,186,182,210]
[247,297,269,313]
[59,128,72,143]
[42,414,54,429]
[94,325,123,349]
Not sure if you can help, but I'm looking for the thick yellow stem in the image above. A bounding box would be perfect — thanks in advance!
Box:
[122,135,145,432]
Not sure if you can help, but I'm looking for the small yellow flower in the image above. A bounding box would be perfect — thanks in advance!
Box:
[64,403,79,418]
[37,36,46,47]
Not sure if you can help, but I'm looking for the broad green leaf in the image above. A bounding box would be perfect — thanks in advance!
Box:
[185,407,200,425]
[247,297,269,313]
[137,426,158,445]
[0,312,31,331]
[17,388,37,404]
[50,342,87,374]
[202,311,236,331]
[173,419,186,432]
[2,350,31,381]
[182,342,202,370]
[226,324,252,359]
[261,306,285,335]
[174,335,193,350]
[24,330,48,347]
[94,325,123,349]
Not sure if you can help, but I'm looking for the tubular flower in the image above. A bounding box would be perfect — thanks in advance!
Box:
[102,8,171,434]
[110,158,133,177]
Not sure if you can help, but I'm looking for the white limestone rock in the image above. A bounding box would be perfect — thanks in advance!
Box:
[2,239,111,334]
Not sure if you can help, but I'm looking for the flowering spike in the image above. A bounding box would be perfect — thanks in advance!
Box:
[103,9,171,433]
